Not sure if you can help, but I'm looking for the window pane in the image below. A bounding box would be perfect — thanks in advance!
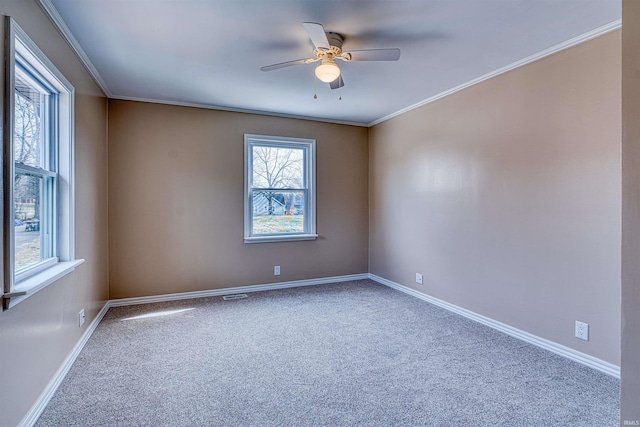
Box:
[252,146,304,189]
[14,173,44,271]
[252,191,305,234]
[14,72,46,169]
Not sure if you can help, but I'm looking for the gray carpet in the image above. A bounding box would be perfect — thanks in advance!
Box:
[36,280,619,426]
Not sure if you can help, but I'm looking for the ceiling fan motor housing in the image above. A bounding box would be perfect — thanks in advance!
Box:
[313,32,345,61]
[327,32,344,49]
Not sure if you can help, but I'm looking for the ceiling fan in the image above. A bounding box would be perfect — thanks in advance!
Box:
[260,22,401,89]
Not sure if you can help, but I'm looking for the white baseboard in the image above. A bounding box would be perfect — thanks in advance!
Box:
[108,273,370,307]
[20,273,368,426]
[21,271,618,427]
[368,273,620,378]
[20,302,110,427]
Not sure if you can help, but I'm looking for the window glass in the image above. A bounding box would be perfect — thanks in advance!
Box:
[252,191,305,234]
[12,61,56,276]
[252,146,304,188]
[14,71,46,168]
[14,173,43,270]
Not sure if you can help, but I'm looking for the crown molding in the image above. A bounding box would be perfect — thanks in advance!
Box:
[37,0,112,96]
[368,19,622,127]
[32,1,620,129]
[110,95,369,127]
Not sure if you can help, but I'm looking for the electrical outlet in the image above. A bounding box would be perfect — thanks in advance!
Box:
[416,273,423,285]
[274,265,280,276]
[575,321,589,341]
[78,309,86,327]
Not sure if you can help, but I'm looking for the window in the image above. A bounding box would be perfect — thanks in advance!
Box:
[244,134,316,243]
[14,58,56,273]
[2,18,82,310]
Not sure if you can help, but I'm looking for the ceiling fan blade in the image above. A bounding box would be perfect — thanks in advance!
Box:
[302,22,330,50]
[344,48,401,61]
[260,58,312,72]
[329,75,344,90]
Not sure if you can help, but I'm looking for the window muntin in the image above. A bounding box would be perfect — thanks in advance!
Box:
[244,135,316,243]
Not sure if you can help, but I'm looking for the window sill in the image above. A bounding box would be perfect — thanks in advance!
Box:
[244,234,318,244]
[3,259,85,310]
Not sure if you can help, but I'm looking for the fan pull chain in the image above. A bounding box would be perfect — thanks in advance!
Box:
[313,72,318,99]
[339,79,342,100]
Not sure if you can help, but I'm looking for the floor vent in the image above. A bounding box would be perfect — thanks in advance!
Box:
[223,294,248,301]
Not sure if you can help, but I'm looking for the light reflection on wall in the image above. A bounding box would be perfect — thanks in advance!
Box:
[407,145,481,198]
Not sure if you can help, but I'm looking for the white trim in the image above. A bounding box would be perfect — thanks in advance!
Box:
[244,234,318,244]
[109,273,369,307]
[18,301,110,427]
[73,19,622,128]
[36,0,111,96]
[33,1,620,128]
[12,24,73,93]
[15,257,59,283]
[4,19,78,310]
[17,272,617,426]
[113,95,367,127]
[18,273,369,426]
[367,19,622,127]
[13,22,78,262]
[368,273,620,378]
[5,260,84,309]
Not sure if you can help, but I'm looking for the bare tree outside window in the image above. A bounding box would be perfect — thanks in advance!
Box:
[252,146,303,212]
[14,89,42,167]
[251,145,305,234]
[14,78,45,270]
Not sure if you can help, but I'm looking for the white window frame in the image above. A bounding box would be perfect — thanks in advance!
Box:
[2,17,83,310]
[244,134,317,243]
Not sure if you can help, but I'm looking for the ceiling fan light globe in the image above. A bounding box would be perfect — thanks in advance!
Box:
[315,63,341,83]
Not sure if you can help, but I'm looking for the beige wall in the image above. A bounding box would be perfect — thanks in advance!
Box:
[369,31,621,364]
[0,3,624,424]
[622,0,640,422]
[108,100,368,299]
[0,1,109,426]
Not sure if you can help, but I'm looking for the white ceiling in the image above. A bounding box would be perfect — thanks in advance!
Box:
[44,0,620,126]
